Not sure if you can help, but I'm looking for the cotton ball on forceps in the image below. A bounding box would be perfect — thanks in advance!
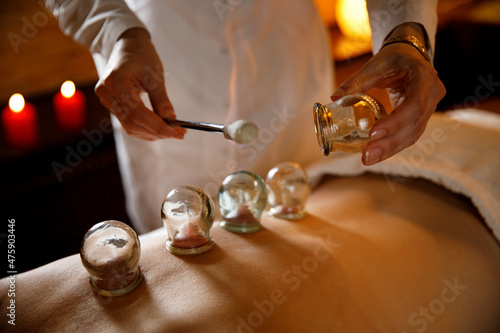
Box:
[224,120,259,144]
[80,220,142,297]
[218,170,268,234]
[266,162,311,219]
[162,186,215,255]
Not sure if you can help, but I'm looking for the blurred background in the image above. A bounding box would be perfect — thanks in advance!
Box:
[1,0,499,276]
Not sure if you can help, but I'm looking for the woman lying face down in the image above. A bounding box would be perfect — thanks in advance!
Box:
[1,174,499,333]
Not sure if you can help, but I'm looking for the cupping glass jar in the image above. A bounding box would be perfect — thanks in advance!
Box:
[80,220,142,297]
[313,93,386,155]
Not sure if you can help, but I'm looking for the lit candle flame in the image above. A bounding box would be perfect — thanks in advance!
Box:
[61,80,76,98]
[9,93,25,113]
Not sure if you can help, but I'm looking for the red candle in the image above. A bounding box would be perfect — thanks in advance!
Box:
[1,93,39,149]
[53,80,86,132]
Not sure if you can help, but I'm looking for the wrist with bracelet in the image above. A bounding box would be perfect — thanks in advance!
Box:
[381,34,432,62]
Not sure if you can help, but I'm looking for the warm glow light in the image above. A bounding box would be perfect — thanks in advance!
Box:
[9,93,25,113]
[61,80,76,98]
[336,0,371,40]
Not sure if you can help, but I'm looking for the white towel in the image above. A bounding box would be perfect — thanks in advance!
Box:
[307,109,500,242]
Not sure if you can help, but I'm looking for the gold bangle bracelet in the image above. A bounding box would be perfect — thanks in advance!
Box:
[381,35,432,62]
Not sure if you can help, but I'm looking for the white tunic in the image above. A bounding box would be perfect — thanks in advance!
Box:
[45,0,438,233]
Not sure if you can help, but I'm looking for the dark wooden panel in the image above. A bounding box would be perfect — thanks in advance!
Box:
[0,0,98,104]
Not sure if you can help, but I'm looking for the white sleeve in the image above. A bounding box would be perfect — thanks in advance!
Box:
[366,0,438,55]
[45,0,147,60]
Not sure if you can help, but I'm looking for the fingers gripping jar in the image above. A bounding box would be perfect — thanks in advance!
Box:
[313,94,386,155]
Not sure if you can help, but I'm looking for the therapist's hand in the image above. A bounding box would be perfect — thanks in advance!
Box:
[95,28,185,141]
[331,23,446,166]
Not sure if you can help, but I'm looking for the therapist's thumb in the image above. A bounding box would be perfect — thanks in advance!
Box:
[146,80,187,137]
[146,77,176,119]
[331,74,370,101]
[331,63,382,101]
